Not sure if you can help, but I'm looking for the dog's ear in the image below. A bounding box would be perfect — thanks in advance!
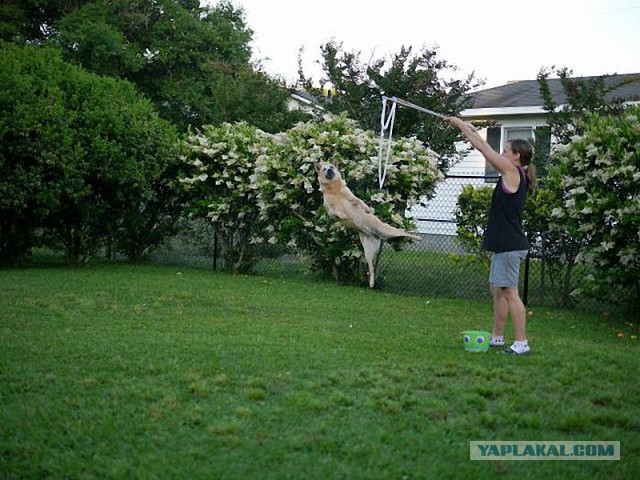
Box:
[314,161,322,173]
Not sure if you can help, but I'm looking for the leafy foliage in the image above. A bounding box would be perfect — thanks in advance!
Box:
[524,183,585,306]
[454,185,492,266]
[179,122,271,272]
[549,106,640,312]
[50,0,306,132]
[2,0,307,133]
[0,43,179,263]
[0,0,89,42]
[1,1,310,264]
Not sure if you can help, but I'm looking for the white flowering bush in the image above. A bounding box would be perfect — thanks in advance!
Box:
[253,114,442,284]
[179,122,272,271]
[549,105,640,308]
[179,116,441,282]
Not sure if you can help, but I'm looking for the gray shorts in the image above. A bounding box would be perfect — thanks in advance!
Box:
[489,250,528,288]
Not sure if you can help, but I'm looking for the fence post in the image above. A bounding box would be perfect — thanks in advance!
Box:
[212,232,218,271]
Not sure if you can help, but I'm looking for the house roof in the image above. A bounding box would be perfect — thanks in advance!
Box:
[469,73,640,109]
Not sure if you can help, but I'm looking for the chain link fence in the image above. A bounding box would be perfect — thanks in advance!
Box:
[151,173,604,312]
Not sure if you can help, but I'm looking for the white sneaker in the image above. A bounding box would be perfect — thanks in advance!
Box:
[489,336,504,347]
[504,341,530,355]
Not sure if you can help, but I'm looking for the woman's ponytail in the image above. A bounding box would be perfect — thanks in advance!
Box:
[509,138,537,195]
[525,163,537,195]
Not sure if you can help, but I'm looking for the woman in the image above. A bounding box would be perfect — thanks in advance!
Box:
[447,117,537,355]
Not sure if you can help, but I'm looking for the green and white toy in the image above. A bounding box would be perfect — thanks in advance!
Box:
[462,330,491,352]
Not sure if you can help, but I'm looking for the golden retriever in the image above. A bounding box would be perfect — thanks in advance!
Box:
[316,162,421,287]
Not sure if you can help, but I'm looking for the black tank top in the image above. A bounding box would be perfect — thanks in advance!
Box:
[482,167,530,253]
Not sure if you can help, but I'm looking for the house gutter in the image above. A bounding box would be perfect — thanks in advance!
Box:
[459,106,547,119]
[461,100,640,120]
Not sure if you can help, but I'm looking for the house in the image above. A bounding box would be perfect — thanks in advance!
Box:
[410,72,640,236]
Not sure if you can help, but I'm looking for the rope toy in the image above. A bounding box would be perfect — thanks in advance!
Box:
[377,96,445,188]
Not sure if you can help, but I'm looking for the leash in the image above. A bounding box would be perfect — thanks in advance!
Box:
[377,96,445,189]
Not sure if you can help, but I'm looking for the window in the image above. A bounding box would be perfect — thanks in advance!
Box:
[484,126,551,182]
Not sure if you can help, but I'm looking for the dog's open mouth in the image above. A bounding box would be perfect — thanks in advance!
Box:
[325,167,335,180]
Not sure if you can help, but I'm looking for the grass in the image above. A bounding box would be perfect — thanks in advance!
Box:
[1,262,639,479]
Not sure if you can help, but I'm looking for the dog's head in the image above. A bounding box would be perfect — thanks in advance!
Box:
[315,162,342,187]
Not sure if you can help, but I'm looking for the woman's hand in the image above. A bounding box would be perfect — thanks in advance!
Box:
[446,117,482,144]
[446,116,465,128]
[446,116,477,134]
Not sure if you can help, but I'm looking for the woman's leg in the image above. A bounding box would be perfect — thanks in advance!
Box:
[491,285,509,337]
[492,286,526,341]
[503,287,526,341]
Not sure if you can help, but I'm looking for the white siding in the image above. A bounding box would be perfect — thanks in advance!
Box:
[408,147,486,235]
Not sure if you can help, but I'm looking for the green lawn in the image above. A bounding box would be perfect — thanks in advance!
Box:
[1,263,638,479]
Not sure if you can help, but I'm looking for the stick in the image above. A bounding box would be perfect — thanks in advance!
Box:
[383,96,446,119]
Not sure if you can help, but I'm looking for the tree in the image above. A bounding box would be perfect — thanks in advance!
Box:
[538,67,624,149]
[308,41,482,169]
[537,67,628,147]
[2,0,308,133]
[49,0,307,132]
[0,0,89,42]
[0,43,180,263]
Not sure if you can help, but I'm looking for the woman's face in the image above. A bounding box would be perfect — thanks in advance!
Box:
[502,142,521,165]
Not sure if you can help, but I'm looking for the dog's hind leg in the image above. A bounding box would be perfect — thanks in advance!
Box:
[371,221,422,241]
[359,233,382,288]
